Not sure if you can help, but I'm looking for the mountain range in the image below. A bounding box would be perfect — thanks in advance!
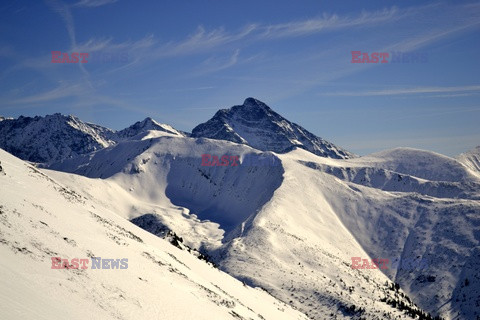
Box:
[0,98,352,164]
[0,114,185,163]
[1,98,479,320]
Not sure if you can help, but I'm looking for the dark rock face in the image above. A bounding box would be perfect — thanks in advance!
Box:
[192,98,354,159]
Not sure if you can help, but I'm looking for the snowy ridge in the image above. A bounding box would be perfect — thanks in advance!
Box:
[192,98,354,159]
[300,147,480,200]
[358,148,478,182]
[0,149,308,320]
[0,114,115,163]
[0,114,183,164]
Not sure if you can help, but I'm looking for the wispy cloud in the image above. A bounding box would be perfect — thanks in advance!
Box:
[73,0,118,8]
[1,82,91,106]
[143,8,403,58]
[258,7,403,39]
[45,0,95,88]
[150,25,256,58]
[6,1,480,113]
[319,85,480,97]
[72,34,156,53]
[36,1,480,75]
[45,0,76,47]
[192,49,241,76]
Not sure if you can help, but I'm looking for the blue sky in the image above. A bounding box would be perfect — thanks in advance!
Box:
[0,0,479,156]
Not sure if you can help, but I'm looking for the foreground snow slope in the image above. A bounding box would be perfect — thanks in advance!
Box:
[0,149,308,320]
[45,134,440,319]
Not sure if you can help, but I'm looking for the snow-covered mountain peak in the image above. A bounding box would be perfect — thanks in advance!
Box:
[192,98,354,159]
[242,97,272,110]
[136,117,163,129]
[116,117,184,139]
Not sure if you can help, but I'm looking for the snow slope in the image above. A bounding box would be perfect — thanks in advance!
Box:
[292,148,480,319]
[44,135,439,319]
[0,149,309,320]
[457,145,480,175]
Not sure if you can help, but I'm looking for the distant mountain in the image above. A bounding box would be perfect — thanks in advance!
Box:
[116,117,185,140]
[0,114,115,163]
[457,145,480,174]
[192,97,354,159]
[0,114,183,163]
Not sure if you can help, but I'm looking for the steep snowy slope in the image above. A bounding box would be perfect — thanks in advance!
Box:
[46,134,285,244]
[192,98,354,159]
[44,135,437,319]
[0,148,309,320]
[293,148,480,319]
[457,145,480,175]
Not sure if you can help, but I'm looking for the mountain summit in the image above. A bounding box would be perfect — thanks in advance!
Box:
[192,98,354,159]
[116,117,184,139]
